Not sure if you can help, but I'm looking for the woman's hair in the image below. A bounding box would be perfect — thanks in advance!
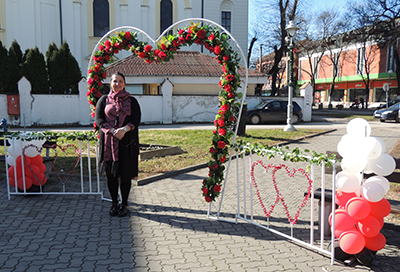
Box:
[111,72,126,83]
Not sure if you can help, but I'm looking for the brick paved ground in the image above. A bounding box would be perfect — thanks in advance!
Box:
[0,123,399,272]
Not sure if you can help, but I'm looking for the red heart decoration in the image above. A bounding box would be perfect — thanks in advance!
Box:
[251,161,313,225]
[23,143,81,186]
[250,161,280,218]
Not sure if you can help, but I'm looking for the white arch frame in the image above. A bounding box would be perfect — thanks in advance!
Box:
[87,17,249,222]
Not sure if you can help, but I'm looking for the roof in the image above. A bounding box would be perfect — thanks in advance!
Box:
[105,51,263,77]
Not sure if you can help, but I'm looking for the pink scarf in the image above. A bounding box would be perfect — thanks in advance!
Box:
[103,89,131,162]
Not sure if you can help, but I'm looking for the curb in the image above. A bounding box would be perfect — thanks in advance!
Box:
[134,128,337,186]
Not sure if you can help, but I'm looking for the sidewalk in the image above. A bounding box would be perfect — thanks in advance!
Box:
[0,124,399,271]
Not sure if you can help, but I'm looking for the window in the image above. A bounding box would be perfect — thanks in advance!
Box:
[387,45,397,72]
[357,48,365,75]
[93,0,109,37]
[160,0,173,35]
[221,11,231,32]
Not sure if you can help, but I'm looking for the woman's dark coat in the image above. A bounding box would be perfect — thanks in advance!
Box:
[95,95,141,178]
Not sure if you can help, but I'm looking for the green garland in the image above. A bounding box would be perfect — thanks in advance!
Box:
[2,131,98,142]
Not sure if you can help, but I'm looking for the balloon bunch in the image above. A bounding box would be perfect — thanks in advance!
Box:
[6,137,47,190]
[329,118,394,262]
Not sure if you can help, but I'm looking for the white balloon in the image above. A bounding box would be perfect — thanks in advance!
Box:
[360,182,385,202]
[346,118,371,137]
[365,176,390,194]
[336,171,361,193]
[337,134,359,158]
[341,155,368,174]
[6,155,15,166]
[361,137,384,160]
[24,146,39,158]
[376,137,386,154]
[7,142,22,157]
[369,153,396,176]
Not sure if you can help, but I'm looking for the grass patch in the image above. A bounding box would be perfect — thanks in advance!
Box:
[0,128,326,180]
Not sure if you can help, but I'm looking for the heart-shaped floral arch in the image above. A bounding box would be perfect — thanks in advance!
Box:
[87,19,248,203]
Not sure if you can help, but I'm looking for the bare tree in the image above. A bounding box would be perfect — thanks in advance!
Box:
[349,0,400,95]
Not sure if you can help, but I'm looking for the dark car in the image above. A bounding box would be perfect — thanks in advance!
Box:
[377,99,400,109]
[373,102,400,122]
[246,100,303,124]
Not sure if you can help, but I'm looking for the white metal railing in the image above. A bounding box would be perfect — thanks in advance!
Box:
[3,135,103,200]
[208,148,337,265]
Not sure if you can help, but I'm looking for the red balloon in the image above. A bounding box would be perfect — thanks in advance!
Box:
[16,155,31,167]
[346,197,371,220]
[329,209,357,238]
[9,177,15,187]
[339,230,366,255]
[30,154,43,165]
[32,173,47,186]
[358,215,382,237]
[365,233,386,251]
[369,198,391,218]
[336,190,357,208]
[8,165,24,179]
[376,217,384,229]
[16,176,33,190]
[38,163,46,174]
[26,165,40,178]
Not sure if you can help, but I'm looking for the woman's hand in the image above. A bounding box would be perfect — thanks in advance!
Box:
[112,127,128,140]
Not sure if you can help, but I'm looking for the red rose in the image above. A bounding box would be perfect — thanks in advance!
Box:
[217,118,225,127]
[91,87,97,93]
[158,51,167,60]
[205,196,212,202]
[144,44,152,52]
[179,36,185,43]
[219,156,226,163]
[97,134,100,139]
[186,34,192,41]
[114,49,119,54]
[194,39,203,45]
[95,91,102,98]
[213,129,216,134]
[105,55,110,61]
[104,40,111,49]
[124,31,132,40]
[197,29,206,39]
[145,59,153,64]
[217,141,226,149]
[103,72,107,78]
[86,90,91,97]
[94,66,101,73]
[138,52,146,58]
[222,66,227,73]
[219,80,223,88]
[98,81,103,87]
[229,116,235,122]
[223,55,230,61]
[208,46,214,53]
[214,184,222,192]
[226,74,235,82]
[228,93,235,99]
[208,33,215,41]
[209,147,217,154]
[93,75,99,81]
[99,45,104,51]
[179,29,185,35]
[88,99,94,105]
[220,104,229,112]
[225,84,232,92]
[202,187,208,195]
[88,78,94,85]
[93,122,97,129]
[96,56,104,64]
[173,40,179,47]
[154,49,160,56]
[214,46,222,55]
[218,128,226,136]
[91,112,95,118]
[161,43,167,50]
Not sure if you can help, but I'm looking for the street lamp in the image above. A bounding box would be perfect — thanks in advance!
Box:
[284,20,299,132]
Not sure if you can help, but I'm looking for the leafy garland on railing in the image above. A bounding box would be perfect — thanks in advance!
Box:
[233,139,338,169]
[2,131,98,142]
[86,22,243,203]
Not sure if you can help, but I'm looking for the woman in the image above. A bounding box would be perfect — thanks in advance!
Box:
[95,72,141,217]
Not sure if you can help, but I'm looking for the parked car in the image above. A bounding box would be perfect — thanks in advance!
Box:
[377,99,400,109]
[246,100,303,124]
[373,102,400,122]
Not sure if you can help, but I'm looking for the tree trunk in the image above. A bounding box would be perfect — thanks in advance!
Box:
[247,37,257,68]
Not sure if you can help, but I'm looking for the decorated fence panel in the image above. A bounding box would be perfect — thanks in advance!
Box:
[2,133,104,200]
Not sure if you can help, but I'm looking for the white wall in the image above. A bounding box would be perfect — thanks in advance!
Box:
[0,77,311,127]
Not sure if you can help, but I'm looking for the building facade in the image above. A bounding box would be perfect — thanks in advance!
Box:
[0,0,248,77]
